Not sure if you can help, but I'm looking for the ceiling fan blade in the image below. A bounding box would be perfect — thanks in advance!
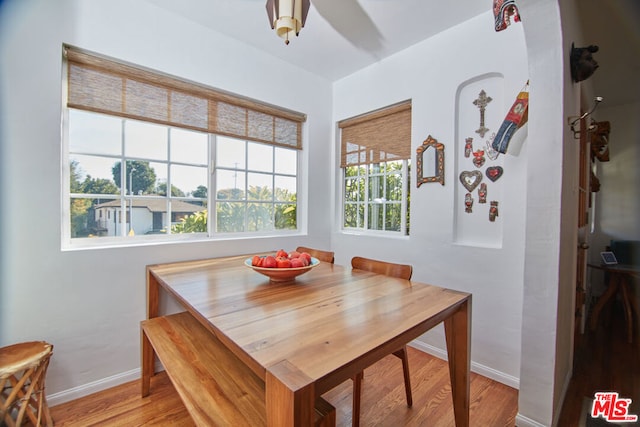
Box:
[312,0,384,54]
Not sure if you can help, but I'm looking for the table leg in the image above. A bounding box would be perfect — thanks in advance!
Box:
[265,361,314,426]
[619,278,636,343]
[444,298,471,427]
[143,267,160,397]
[147,267,160,319]
[141,328,153,397]
[590,273,620,331]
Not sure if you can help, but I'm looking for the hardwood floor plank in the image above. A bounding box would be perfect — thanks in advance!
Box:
[558,301,639,426]
[51,347,517,426]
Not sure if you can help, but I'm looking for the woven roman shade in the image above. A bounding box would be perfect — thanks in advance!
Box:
[339,101,411,167]
[64,45,306,149]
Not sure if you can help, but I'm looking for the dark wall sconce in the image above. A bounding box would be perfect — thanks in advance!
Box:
[570,43,599,82]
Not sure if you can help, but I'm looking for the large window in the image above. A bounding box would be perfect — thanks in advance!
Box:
[339,101,411,235]
[63,45,304,248]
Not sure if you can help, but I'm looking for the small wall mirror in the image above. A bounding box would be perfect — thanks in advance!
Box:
[416,135,445,187]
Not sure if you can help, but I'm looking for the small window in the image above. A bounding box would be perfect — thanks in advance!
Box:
[339,101,411,235]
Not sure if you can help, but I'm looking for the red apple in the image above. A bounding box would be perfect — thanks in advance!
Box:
[263,256,277,268]
[276,257,292,268]
[299,253,311,266]
[288,251,301,259]
[290,258,304,268]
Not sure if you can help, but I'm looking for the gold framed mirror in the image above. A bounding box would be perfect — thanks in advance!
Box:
[416,135,444,187]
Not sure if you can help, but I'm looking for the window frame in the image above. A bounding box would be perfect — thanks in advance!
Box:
[338,101,412,237]
[341,159,410,235]
[61,46,305,250]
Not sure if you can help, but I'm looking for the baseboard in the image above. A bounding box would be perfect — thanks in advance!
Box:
[553,368,573,427]
[409,341,520,389]
[49,342,521,407]
[47,368,141,406]
[47,362,165,407]
[515,413,549,427]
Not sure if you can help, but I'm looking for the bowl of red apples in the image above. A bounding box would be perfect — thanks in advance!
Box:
[245,249,319,282]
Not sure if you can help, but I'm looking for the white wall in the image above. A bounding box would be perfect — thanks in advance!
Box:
[0,0,333,403]
[0,1,585,424]
[517,1,582,425]
[332,12,529,387]
[591,101,640,247]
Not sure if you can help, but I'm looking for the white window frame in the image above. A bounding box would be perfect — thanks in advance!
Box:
[341,159,410,235]
[62,111,301,250]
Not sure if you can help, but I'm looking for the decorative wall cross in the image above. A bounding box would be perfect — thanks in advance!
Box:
[473,90,492,138]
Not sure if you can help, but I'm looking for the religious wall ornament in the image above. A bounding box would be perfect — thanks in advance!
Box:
[464,137,473,158]
[489,201,499,222]
[492,81,529,154]
[486,166,504,182]
[416,135,445,187]
[493,0,521,32]
[478,183,487,204]
[459,170,483,192]
[485,133,499,160]
[472,149,486,168]
[465,193,474,213]
[473,90,493,138]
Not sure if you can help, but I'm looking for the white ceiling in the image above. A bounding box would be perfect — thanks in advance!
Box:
[145,0,490,82]
[146,0,640,108]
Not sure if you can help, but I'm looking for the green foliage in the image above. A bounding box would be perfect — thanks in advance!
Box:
[215,185,297,232]
[192,185,208,198]
[172,209,207,233]
[112,160,157,195]
[343,161,410,234]
[70,160,120,237]
[70,198,92,237]
[157,182,185,197]
[81,176,118,194]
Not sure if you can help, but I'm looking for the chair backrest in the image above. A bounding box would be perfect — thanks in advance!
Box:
[609,240,640,266]
[296,246,335,264]
[351,256,412,280]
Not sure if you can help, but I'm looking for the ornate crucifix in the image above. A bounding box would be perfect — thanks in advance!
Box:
[473,90,492,138]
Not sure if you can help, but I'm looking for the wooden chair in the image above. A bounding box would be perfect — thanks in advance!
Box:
[0,341,54,427]
[296,246,335,264]
[350,256,413,427]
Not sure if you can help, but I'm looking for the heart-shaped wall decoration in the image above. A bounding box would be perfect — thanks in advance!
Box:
[486,166,504,182]
[459,170,483,192]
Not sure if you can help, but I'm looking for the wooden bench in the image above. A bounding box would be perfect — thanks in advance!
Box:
[141,311,335,426]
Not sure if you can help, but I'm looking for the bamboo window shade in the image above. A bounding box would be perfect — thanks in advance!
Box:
[64,45,306,149]
[339,101,411,168]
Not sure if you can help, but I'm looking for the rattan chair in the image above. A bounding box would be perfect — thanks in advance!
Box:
[0,341,54,427]
[350,256,413,427]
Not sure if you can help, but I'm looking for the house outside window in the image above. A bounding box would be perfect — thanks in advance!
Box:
[339,101,411,235]
[63,45,304,248]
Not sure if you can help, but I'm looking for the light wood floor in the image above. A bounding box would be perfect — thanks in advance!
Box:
[50,347,518,426]
[47,302,639,426]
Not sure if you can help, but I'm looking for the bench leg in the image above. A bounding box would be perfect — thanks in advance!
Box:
[141,327,154,397]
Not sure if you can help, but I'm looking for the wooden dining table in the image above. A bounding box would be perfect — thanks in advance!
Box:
[588,263,639,343]
[145,254,471,426]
